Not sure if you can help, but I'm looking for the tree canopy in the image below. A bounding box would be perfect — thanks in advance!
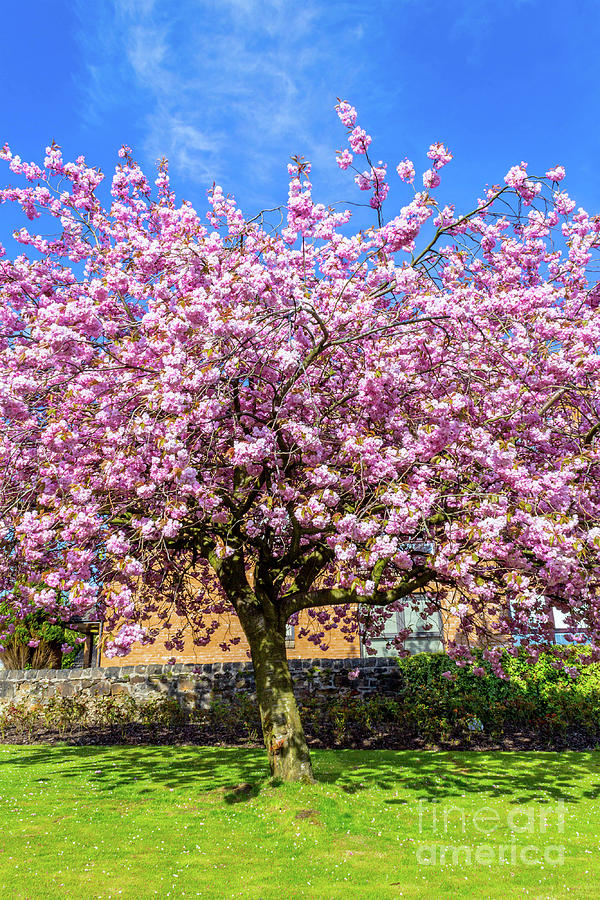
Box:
[1,102,599,777]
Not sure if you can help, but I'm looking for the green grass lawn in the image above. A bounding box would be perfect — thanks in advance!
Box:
[0,747,598,899]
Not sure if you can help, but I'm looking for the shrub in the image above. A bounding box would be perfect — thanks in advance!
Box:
[0,607,83,670]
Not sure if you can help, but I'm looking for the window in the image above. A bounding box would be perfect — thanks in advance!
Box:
[363,593,443,657]
[510,600,590,647]
[550,606,589,646]
[285,621,295,648]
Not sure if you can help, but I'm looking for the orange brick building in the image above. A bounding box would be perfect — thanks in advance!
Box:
[97,607,361,666]
[96,594,447,666]
[89,585,584,668]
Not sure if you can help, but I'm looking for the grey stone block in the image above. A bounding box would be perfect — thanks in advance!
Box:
[340,658,357,669]
[102,666,121,677]
[57,682,75,698]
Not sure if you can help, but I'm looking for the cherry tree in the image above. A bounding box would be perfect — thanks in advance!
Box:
[1,102,599,780]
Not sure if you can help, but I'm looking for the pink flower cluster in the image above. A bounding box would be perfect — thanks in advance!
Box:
[354,164,389,208]
[504,161,542,204]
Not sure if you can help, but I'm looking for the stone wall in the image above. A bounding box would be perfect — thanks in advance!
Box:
[0,658,402,711]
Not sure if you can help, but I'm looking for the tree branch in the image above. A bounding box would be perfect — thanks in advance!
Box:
[282,568,434,617]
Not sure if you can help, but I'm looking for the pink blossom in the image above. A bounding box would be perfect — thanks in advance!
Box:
[348,127,372,154]
[505,162,529,188]
[427,142,453,170]
[423,168,441,190]
[354,171,371,191]
[396,158,415,183]
[336,149,353,170]
[554,191,576,215]
[335,100,357,128]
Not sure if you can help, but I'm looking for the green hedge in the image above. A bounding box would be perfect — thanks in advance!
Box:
[296,650,600,746]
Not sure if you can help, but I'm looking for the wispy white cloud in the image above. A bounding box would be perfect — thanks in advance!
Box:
[74,0,371,197]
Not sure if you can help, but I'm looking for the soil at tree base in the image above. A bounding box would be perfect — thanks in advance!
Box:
[0,721,595,751]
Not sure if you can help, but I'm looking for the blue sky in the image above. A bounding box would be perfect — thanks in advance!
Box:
[2,0,600,227]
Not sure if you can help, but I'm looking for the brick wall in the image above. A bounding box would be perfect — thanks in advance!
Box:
[100,606,361,666]
[98,599,476,666]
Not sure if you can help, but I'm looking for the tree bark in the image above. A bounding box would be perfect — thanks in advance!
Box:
[243,615,314,783]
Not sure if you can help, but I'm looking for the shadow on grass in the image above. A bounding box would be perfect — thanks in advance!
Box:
[315,748,600,804]
[1,745,600,806]
[0,744,269,795]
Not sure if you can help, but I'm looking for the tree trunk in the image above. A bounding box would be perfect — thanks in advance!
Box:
[244,617,314,783]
